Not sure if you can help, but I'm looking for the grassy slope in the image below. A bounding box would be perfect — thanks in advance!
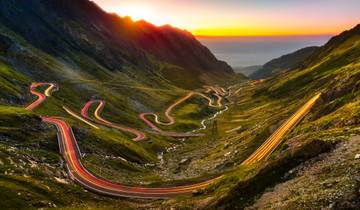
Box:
[0,18,239,208]
[250,46,319,80]
[0,59,29,104]
[143,27,360,209]
[0,106,136,210]
[200,30,360,209]
[0,10,359,210]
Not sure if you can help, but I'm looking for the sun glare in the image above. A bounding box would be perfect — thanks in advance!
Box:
[113,4,166,26]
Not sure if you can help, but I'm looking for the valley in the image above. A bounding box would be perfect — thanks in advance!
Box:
[0,0,359,209]
[23,80,320,199]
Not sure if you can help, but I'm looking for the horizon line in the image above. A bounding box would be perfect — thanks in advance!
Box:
[194,34,335,38]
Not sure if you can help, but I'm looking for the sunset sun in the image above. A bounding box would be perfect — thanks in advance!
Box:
[113,4,154,22]
[101,2,172,26]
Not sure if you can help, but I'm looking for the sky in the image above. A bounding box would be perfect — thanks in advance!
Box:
[92,0,360,36]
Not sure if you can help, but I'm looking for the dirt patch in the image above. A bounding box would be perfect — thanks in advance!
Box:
[212,136,335,210]
[246,135,360,210]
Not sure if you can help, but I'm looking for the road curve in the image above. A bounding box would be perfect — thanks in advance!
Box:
[152,91,223,126]
[140,90,223,132]
[139,112,204,137]
[42,116,222,198]
[203,86,226,96]
[63,106,100,129]
[81,100,146,141]
[25,82,57,111]
[242,93,322,165]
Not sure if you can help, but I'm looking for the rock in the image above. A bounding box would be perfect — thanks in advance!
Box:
[54,177,69,184]
[224,152,231,157]
[355,154,360,159]
[324,182,333,188]
[192,190,202,195]
[180,158,190,164]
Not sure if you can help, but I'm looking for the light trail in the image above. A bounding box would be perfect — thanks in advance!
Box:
[242,93,321,165]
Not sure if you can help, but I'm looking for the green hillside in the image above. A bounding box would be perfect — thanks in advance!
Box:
[0,0,359,209]
[250,46,319,79]
[208,24,360,209]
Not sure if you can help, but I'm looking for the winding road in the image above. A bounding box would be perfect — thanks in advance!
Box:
[203,86,226,96]
[81,100,146,141]
[242,93,322,165]
[63,86,225,139]
[25,82,57,110]
[146,91,223,126]
[23,82,224,198]
[42,116,223,198]
[23,81,321,199]
[139,89,224,136]
[63,106,100,129]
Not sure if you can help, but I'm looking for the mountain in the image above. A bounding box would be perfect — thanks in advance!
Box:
[250,46,319,79]
[0,0,234,90]
[211,24,360,209]
[0,0,359,208]
[303,24,360,68]
[0,0,237,209]
[0,1,241,208]
[233,65,262,76]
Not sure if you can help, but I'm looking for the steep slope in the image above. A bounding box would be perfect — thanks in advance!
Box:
[206,24,360,209]
[0,0,234,89]
[0,0,358,208]
[304,24,360,68]
[130,21,234,84]
[0,0,238,208]
[250,46,319,79]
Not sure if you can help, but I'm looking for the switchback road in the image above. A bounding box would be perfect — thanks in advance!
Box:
[42,116,222,198]
[140,89,224,136]
[25,82,57,110]
[24,82,321,199]
[81,100,146,141]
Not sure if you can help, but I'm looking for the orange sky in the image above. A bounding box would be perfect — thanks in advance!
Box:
[91,0,360,36]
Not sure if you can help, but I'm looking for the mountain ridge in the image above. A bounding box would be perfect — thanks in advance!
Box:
[0,1,358,209]
[250,46,320,79]
[0,0,235,89]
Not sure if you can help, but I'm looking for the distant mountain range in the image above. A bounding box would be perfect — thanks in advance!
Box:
[233,65,262,76]
[0,0,359,208]
[249,46,320,79]
[249,24,360,80]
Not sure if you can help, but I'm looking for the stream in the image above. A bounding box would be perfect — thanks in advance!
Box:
[190,85,235,133]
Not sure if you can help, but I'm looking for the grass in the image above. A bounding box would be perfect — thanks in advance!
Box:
[0,60,29,101]
[185,35,360,209]
[0,16,360,210]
